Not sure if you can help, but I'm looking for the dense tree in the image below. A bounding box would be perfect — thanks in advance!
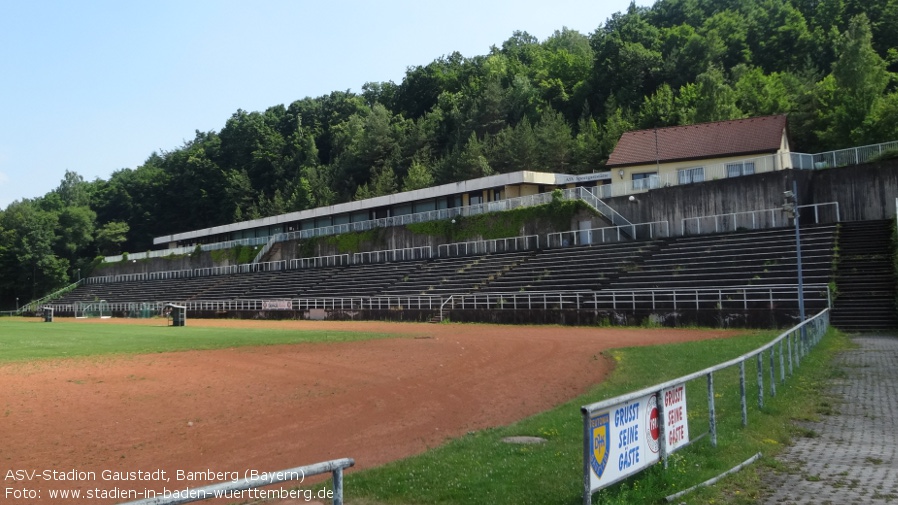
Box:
[818,14,893,146]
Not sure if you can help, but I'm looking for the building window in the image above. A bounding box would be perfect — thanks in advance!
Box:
[677,167,704,184]
[726,161,756,177]
[632,172,659,190]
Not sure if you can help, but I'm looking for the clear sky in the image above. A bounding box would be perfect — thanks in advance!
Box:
[0,0,653,209]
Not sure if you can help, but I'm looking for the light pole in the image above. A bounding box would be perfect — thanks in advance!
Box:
[784,181,806,344]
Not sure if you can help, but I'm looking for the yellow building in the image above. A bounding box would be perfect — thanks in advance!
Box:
[605,115,791,193]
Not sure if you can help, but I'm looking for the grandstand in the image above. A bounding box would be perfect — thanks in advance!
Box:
[40,139,898,330]
[50,221,845,328]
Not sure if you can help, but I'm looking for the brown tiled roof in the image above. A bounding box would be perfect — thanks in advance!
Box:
[606,115,788,168]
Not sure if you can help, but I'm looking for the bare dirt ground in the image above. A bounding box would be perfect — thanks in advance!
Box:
[0,318,735,504]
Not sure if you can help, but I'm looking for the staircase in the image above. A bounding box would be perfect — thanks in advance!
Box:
[830,220,898,332]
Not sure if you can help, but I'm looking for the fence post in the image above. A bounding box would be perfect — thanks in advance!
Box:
[332,466,345,505]
[779,340,786,385]
[757,354,764,409]
[787,331,794,375]
[707,372,717,447]
[739,360,748,427]
[769,349,776,397]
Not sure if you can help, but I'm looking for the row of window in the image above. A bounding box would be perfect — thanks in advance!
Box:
[630,161,756,189]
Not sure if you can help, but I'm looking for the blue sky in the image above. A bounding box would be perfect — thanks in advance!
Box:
[0,0,653,209]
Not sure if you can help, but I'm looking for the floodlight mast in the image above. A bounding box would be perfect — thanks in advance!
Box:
[784,181,806,344]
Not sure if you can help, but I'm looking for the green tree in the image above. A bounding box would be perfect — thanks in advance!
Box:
[0,200,69,302]
[95,221,129,256]
[692,65,743,123]
[534,109,574,172]
[402,158,435,192]
[819,14,892,146]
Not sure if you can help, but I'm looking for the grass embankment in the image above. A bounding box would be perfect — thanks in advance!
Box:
[345,328,850,505]
[0,318,390,362]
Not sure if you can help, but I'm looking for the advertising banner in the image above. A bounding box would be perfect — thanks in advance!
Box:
[586,383,688,492]
[262,300,292,310]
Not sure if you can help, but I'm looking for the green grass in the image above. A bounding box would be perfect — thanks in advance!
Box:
[343,327,849,505]
[0,318,392,362]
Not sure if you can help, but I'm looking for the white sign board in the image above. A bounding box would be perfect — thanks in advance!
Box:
[663,383,689,451]
[586,384,689,492]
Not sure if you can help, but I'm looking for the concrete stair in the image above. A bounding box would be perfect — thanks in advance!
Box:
[830,220,898,332]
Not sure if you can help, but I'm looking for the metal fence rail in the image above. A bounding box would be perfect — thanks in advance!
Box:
[437,235,540,257]
[353,246,432,264]
[580,309,830,502]
[547,221,670,247]
[681,202,840,235]
[117,457,354,505]
[47,285,828,317]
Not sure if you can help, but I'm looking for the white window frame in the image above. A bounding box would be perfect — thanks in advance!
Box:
[726,161,756,178]
[677,167,704,185]
[631,172,659,190]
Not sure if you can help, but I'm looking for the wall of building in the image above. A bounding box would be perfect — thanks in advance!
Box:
[606,159,898,233]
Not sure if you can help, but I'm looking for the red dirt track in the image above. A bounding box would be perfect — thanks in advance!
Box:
[0,319,735,504]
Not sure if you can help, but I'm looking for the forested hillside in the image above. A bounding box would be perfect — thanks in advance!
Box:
[2,0,897,307]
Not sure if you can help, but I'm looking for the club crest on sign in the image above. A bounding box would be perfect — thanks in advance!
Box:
[590,412,610,478]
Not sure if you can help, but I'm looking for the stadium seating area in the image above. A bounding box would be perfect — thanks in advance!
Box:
[56,224,838,309]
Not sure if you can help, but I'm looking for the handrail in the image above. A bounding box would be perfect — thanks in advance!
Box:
[18,280,83,313]
[573,187,634,234]
[681,202,840,235]
[116,457,354,505]
[252,233,280,264]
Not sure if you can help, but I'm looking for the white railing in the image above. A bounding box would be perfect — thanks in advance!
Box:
[105,236,268,262]
[437,235,540,257]
[353,246,432,264]
[49,284,829,316]
[547,221,669,248]
[681,202,840,236]
[577,187,634,230]
[290,254,350,269]
[792,140,898,169]
[252,233,280,263]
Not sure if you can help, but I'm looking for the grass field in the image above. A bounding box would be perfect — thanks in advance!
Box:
[0,316,843,505]
[0,317,391,362]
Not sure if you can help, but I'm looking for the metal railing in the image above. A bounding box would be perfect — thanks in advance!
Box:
[547,221,670,247]
[117,457,354,505]
[290,254,350,269]
[252,233,280,263]
[580,309,830,502]
[792,140,898,169]
[437,284,828,317]
[578,187,634,231]
[681,202,840,236]
[353,246,432,264]
[105,236,269,263]
[15,281,82,314]
[437,235,539,257]
[46,284,829,317]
